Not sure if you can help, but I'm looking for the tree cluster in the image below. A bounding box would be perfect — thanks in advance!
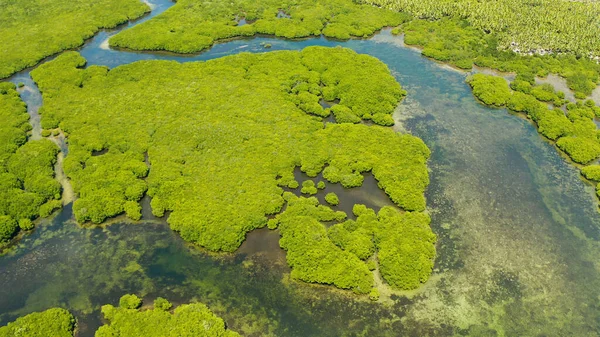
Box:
[96,295,240,337]
[271,194,435,292]
[0,308,75,337]
[109,0,409,54]
[367,0,600,58]
[0,83,62,244]
[31,48,428,254]
[394,17,600,99]
[0,0,148,79]
[0,296,238,337]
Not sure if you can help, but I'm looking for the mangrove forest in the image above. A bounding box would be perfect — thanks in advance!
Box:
[2,0,600,335]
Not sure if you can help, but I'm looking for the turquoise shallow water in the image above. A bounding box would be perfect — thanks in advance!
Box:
[2,1,600,335]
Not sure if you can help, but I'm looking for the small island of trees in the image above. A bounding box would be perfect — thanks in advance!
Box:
[0,295,238,337]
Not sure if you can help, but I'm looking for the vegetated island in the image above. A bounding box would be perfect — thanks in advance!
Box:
[0,0,149,79]
[0,295,238,337]
[0,308,75,337]
[97,295,240,337]
[108,0,410,53]
[0,83,62,248]
[29,47,435,293]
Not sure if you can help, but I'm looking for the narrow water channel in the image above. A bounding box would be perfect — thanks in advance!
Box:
[2,0,600,335]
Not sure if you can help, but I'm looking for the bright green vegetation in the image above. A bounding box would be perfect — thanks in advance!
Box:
[30,48,429,255]
[328,218,374,261]
[372,206,435,289]
[466,74,510,107]
[275,194,368,292]
[153,298,172,311]
[324,192,339,205]
[96,295,240,337]
[0,0,148,79]
[395,18,485,70]
[368,287,379,301]
[393,17,600,98]
[367,0,600,57]
[331,105,362,124]
[0,298,237,337]
[118,294,142,309]
[301,180,318,195]
[0,83,61,245]
[530,84,562,104]
[109,0,409,53]
[469,74,600,164]
[581,166,600,181]
[270,194,436,292]
[510,80,567,106]
[0,308,75,337]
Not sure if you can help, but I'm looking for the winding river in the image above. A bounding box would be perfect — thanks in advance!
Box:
[2,0,600,335]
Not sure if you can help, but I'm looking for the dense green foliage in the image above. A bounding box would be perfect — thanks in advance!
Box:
[468,66,600,210]
[327,218,374,260]
[366,0,600,57]
[324,192,339,205]
[110,0,409,53]
[0,308,75,337]
[466,74,511,107]
[331,104,363,124]
[271,195,436,292]
[96,295,239,337]
[119,294,142,309]
[469,76,600,165]
[301,180,318,195]
[368,287,379,301]
[0,83,61,244]
[581,166,600,181]
[0,83,29,164]
[31,48,429,253]
[0,0,148,79]
[153,297,173,311]
[373,207,436,289]
[274,194,371,293]
[394,17,600,98]
[396,18,488,70]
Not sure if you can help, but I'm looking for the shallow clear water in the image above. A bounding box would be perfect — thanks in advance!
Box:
[2,1,600,335]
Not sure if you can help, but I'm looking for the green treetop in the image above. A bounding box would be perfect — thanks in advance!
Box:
[109,0,409,53]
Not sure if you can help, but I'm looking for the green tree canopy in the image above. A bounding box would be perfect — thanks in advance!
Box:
[96,296,240,337]
[109,0,409,53]
[0,83,61,244]
[31,47,429,253]
[0,0,148,78]
[0,308,75,337]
